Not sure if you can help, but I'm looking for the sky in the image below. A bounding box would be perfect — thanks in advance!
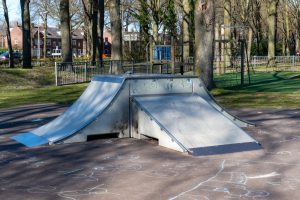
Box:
[7,1,21,23]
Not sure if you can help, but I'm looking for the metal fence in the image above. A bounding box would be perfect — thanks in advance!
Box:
[37,55,300,86]
[251,56,300,71]
[55,60,195,86]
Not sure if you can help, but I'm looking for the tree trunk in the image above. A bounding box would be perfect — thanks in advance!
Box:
[267,0,279,67]
[247,28,253,62]
[223,0,231,73]
[83,0,99,63]
[60,0,72,63]
[91,0,98,63]
[43,13,48,60]
[2,0,14,68]
[194,0,215,90]
[182,0,191,60]
[109,0,122,74]
[20,0,31,68]
[98,0,104,63]
[296,35,300,53]
[285,0,290,55]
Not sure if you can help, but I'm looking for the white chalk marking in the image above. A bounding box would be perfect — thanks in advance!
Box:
[247,172,280,179]
[168,160,226,200]
[63,168,84,175]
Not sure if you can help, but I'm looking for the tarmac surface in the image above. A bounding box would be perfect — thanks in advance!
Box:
[0,103,300,200]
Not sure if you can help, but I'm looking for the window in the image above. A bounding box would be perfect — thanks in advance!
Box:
[72,40,76,46]
[15,40,18,44]
[53,41,56,47]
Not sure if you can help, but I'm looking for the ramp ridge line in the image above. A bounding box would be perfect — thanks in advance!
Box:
[196,79,255,127]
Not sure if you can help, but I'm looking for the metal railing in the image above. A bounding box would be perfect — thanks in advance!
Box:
[52,56,300,86]
[54,60,195,86]
[55,61,102,86]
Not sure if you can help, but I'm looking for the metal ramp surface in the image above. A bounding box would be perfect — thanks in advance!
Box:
[132,94,260,156]
[12,74,259,155]
[13,76,125,147]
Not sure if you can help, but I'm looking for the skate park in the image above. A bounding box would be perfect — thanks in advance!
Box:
[1,72,300,199]
[1,102,300,199]
[1,0,300,198]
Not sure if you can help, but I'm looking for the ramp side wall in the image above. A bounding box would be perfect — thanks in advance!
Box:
[64,82,131,143]
[131,100,185,153]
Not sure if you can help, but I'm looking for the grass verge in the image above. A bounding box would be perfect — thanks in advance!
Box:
[0,68,299,109]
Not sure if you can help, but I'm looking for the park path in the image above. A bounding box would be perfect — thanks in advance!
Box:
[0,104,300,200]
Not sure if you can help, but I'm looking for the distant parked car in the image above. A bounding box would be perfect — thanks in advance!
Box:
[296,52,300,56]
[0,52,22,64]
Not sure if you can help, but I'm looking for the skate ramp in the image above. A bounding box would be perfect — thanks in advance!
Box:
[13,76,125,147]
[12,75,258,155]
[132,94,260,155]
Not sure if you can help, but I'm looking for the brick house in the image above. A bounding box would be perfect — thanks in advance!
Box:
[0,23,112,58]
[32,25,84,57]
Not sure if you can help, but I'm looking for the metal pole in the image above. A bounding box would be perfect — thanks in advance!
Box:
[240,40,245,86]
[84,61,87,82]
[171,37,175,74]
[55,62,58,86]
[131,60,134,73]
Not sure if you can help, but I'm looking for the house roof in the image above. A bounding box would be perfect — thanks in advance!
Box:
[32,26,84,40]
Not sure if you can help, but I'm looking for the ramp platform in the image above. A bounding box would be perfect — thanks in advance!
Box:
[132,94,259,155]
[12,75,260,155]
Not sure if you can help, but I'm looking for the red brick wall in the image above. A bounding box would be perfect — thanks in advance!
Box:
[10,26,22,50]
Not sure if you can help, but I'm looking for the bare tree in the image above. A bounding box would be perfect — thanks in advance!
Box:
[31,0,51,60]
[2,0,13,68]
[60,0,72,62]
[20,0,32,68]
[82,0,98,63]
[109,0,122,74]
[98,0,105,62]
[267,0,279,67]
[194,0,215,89]
[289,0,300,53]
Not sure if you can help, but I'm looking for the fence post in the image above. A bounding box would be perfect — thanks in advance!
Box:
[55,62,58,86]
[109,60,112,74]
[131,60,134,73]
[293,55,295,68]
[84,61,87,82]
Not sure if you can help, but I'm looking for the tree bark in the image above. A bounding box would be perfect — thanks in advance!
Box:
[2,0,14,68]
[109,0,122,74]
[91,0,98,63]
[285,0,290,55]
[97,0,104,63]
[194,0,215,90]
[182,0,191,60]
[43,13,48,60]
[20,0,32,68]
[267,0,279,67]
[60,0,72,63]
[82,0,98,63]
[247,28,253,60]
[223,0,231,73]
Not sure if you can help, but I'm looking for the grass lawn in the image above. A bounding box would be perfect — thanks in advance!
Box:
[0,67,300,109]
[0,67,88,108]
[212,71,300,108]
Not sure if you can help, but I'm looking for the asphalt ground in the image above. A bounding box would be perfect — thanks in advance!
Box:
[0,104,300,200]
